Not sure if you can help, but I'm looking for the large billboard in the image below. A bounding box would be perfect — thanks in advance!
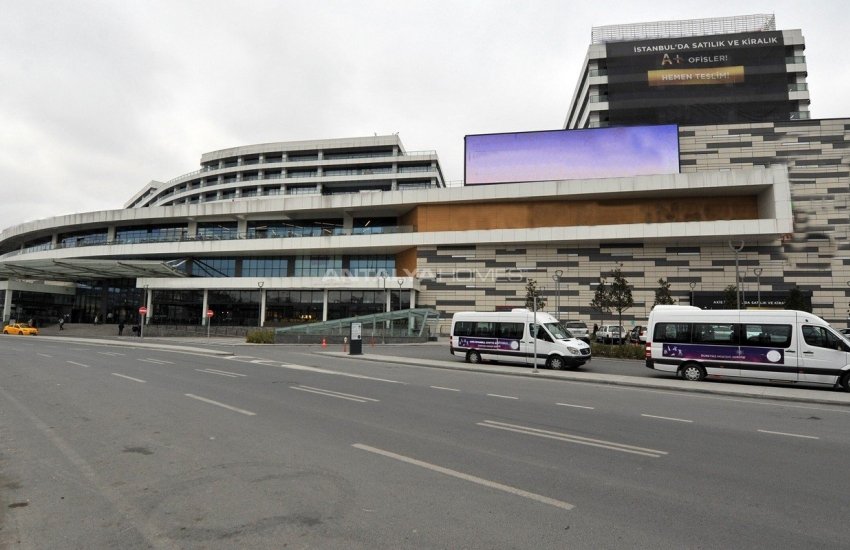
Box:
[606,31,790,125]
[464,124,679,185]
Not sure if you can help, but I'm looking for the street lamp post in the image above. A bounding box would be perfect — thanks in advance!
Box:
[689,281,696,306]
[380,273,388,344]
[397,279,404,312]
[753,267,763,308]
[552,269,563,321]
[257,281,265,327]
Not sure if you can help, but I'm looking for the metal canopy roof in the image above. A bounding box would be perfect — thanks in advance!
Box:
[0,258,188,281]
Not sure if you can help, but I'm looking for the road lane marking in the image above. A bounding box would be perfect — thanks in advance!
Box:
[291,385,379,403]
[487,393,518,400]
[111,373,146,383]
[478,420,668,458]
[195,368,245,378]
[66,361,90,368]
[37,353,53,358]
[430,386,461,392]
[98,351,125,356]
[352,443,574,510]
[239,360,406,384]
[556,403,595,410]
[641,414,693,423]
[184,394,256,416]
[143,357,173,364]
[757,429,819,440]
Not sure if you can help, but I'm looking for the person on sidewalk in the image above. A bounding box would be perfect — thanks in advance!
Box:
[118,321,125,336]
[58,316,65,330]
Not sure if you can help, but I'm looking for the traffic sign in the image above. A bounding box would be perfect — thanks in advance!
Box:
[139,306,148,315]
[206,309,214,318]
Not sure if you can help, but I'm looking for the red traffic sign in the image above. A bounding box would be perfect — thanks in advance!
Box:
[206,309,214,318]
[138,306,148,315]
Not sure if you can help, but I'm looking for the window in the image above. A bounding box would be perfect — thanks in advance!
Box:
[473,322,496,338]
[743,324,792,347]
[531,324,553,342]
[802,326,846,351]
[653,322,691,344]
[497,322,524,339]
[453,321,474,337]
[692,323,737,345]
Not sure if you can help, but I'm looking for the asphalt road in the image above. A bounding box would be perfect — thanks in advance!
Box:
[1,336,849,549]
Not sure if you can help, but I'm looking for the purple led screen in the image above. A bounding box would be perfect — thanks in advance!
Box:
[464,125,679,185]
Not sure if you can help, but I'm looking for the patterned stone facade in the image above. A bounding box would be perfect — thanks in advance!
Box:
[418,118,850,332]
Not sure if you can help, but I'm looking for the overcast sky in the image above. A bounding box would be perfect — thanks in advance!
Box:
[1,0,846,229]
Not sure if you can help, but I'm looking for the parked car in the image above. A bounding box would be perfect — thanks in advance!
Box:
[2,323,39,335]
[628,325,647,344]
[563,320,590,343]
[597,324,625,344]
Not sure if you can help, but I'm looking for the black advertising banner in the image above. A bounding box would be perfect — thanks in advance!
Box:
[606,31,789,125]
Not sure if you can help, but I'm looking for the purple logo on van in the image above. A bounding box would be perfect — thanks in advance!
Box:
[663,344,784,364]
[458,337,519,351]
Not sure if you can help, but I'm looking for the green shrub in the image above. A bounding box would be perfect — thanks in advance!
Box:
[245,329,275,344]
[590,342,645,360]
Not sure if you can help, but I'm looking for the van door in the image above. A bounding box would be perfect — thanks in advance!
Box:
[521,323,554,367]
[739,322,796,382]
[798,323,850,385]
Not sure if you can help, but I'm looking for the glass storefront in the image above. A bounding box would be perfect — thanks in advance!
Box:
[208,290,260,326]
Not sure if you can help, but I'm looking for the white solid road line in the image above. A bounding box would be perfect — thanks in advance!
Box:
[487,393,518,400]
[231,358,406,384]
[641,414,693,423]
[184,394,256,416]
[98,351,125,356]
[37,353,52,358]
[66,361,90,368]
[757,429,820,440]
[556,403,595,410]
[352,443,574,510]
[291,385,379,403]
[478,420,668,458]
[143,357,174,364]
[111,373,146,383]
[430,386,461,392]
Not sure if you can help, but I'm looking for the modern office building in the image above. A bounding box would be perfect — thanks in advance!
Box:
[1,15,848,333]
[564,14,810,129]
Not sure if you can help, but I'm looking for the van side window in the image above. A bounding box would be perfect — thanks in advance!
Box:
[530,324,553,342]
[744,324,792,347]
[474,322,495,338]
[653,322,691,343]
[453,321,474,337]
[692,323,737,345]
[498,322,524,339]
[803,325,846,351]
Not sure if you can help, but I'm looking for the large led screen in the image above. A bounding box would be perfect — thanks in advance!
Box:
[605,31,789,125]
[464,124,679,185]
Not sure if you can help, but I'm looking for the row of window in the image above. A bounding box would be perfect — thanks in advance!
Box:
[186,255,395,278]
[653,322,793,348]
[453,321,525,339]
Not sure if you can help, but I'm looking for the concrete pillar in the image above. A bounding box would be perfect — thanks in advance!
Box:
[259,288,267,327]
[106,226,116,243]
[145,288,153,325]
[342,212,354,235]
[237,219,248,237]
[3,288,12,323]
[410,289,416,309]
[322,289,329,321]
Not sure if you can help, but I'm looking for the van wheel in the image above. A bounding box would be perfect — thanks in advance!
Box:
[840,372,850,392]
[680,363,706,382]
[546,355,565,370]
[467,351,482,364]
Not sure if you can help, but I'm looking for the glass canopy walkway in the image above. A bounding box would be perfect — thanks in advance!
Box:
[274,308,440,342]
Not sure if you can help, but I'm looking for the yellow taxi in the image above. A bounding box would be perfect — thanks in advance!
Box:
[2,323,39,335]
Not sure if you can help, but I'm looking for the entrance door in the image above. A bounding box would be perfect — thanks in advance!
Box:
[799,324,850,385]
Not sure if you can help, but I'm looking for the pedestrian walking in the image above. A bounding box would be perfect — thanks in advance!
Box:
[118,321,125,336]
[58,316,65,330]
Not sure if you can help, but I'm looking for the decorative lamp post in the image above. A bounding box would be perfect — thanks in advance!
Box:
[689,281,696,306]
[552,269,563,321]
[753,268,763,308]
[729,240,744,309]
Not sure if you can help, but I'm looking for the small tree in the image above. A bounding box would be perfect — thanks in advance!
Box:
[608,267,634,344]
[653,278,675,307]
[524,279,547,311]
[722,285,738,309]
[784,286,811,312]
[590,277,611,332]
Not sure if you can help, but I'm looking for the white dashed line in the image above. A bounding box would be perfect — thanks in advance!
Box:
[757,429,819,440]
[641,414,693,423]
[430,386,461,392]
[66,361,90,368]
[184,394,256,416]
[556,403,595,410]
[353,443,574,510]
[487,393,518,400]
[111,373,146,383]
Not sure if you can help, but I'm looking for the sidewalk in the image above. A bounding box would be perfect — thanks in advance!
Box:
[324,351,850,407]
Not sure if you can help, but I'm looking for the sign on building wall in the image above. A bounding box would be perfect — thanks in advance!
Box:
[605,31,790,125]
[464,125,680,185]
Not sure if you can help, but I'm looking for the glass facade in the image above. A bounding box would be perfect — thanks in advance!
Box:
[242,257,288,277]
[208,290,260,326]
[150,290,204,325]
[196,222,238,240]
[191,258,237,277]
[294,256,343,277]
[327,290,385,319]
[264,290,323,326]
[59,231,108,248]
[115,224,188,244]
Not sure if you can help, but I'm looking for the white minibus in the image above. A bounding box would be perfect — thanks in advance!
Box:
[645,305,850,391]
[450,309,591,370]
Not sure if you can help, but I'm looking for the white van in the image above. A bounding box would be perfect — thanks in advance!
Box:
[645,305,850,391]
[450,309,591,370]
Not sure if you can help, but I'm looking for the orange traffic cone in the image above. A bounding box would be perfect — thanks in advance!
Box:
[321,338,327,348]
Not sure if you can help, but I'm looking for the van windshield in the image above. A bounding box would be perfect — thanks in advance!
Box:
[544,322,571,340]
